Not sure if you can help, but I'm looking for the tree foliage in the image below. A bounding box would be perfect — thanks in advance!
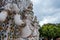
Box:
[39,23,60,38]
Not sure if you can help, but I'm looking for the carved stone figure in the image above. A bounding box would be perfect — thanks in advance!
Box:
[0,0,39,40]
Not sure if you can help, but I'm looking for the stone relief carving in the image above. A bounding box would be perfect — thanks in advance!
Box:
[0,0,39,40]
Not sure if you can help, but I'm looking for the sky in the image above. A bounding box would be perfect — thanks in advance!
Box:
[31,0,60,26]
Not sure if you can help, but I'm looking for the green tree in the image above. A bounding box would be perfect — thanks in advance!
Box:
[56,23,60,27]
[39,23,58,40]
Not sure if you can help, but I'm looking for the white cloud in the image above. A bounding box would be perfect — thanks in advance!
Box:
[32,0,60,26]
[31,0,40,4]
[39,16,58,26]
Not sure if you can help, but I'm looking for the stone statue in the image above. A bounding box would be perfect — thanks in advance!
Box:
[0,0,39,40]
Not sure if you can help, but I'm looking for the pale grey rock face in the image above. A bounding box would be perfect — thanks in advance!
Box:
[4,3,20,13]
[0,0,39,40]
[3,0,31,12]
[21,25,32,38]
[14,14,24,25]
[0,11,8,22]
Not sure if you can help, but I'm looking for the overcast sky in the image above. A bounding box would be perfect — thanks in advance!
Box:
[31,0,60,26]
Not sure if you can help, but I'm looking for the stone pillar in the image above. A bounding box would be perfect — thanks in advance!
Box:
[0,0,39,40]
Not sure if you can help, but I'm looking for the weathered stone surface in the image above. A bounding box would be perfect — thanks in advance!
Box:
[4,3,20,13]
[21,25,32,38]
[0,0,39,40]
[0,11,8,22]
[14,14,24,26]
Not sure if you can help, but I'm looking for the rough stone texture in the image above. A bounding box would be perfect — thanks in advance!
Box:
[0,0,39,40]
